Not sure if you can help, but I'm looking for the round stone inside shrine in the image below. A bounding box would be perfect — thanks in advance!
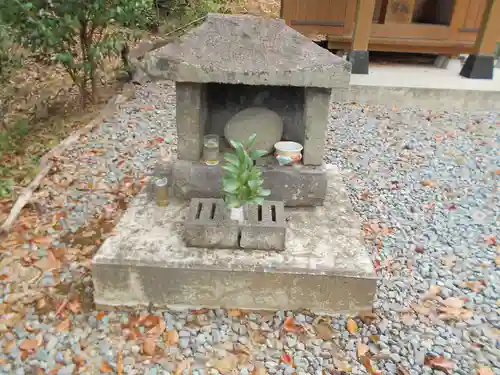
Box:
[224,107,283,154]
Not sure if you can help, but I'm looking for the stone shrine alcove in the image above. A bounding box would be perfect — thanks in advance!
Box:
[205,83,306,152]
[145,13,351,205]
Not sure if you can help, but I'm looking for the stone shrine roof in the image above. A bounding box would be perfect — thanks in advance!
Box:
[144,13,350,88]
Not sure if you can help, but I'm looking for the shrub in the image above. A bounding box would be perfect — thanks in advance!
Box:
[222,134,271,209]
[0,0,157,106]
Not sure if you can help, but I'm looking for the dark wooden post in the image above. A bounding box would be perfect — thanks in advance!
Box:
[349,0,377,74]
[460,0,500,79]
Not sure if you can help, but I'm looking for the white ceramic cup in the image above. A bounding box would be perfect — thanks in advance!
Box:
[274,141,303,165]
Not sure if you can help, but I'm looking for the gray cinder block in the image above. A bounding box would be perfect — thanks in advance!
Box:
[183,198,239,248]
[240,201,286,251]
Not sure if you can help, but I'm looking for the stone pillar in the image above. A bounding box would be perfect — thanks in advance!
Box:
[302,88,331,166]
[176,82,207,161]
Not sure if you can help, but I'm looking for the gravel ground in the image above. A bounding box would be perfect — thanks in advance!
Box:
[0,81,498,375]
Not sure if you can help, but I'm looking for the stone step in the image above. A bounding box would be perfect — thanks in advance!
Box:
[92,165,377,315]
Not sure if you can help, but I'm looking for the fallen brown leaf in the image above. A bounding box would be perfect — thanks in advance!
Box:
[146,321,165,338]
[356,342,370,359]
[252,366,267,375]
[142,337,156,356]
[228,308,241,317]
[3,340,15,355]
[425,355,455,374]
[313,316,336,340]
[56,318,71,332]
[96,311,106,321]
[485,235,496,246]
[360,354,381,375]
[139,314,161,328]
[357,310,379,324]
[67,300,81,314]
[213,354,239,373]
[477,367,494,375]
[421,179,437,188]
[164,329,179,347]
[99,360,113,373]
[174,360,190,375]
[0,312,22,327]
[441,297,464,309]
[31,236,53,247]
[20,339,39,351]
[249,329,266,345]
[333,357,353,372]
[346,318,358,334]
[422,285,441,300]
[283,316,301,333]
[462,280,486,293]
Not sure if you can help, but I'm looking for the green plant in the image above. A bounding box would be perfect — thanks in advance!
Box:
[0,178,12,198]
[222,134,271,209]
[0,0,157,106]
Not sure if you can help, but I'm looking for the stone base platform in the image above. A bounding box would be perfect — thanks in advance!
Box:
[159,159,328,207]
[92,165,377,314]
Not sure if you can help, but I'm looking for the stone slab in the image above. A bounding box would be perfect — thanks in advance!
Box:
[240,201,286,251]
[184,198,238,248]
[347,61,500,111]
[144,13,350,89]
[168,159,328,207]
[92,165,377,314]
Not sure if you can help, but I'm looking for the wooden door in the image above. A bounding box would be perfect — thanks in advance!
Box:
[281,0,353,38]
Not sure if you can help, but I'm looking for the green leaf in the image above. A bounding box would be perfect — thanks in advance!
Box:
[248,179,261,190]
[222,179,238,192]
[251,149,267,160]
[246,133,257,150]
[223,153,239,165]
[250,197,264,205]
[222,163,239,174]
[54,51,73,65]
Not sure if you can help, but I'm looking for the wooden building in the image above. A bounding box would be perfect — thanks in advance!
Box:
[281,0,500,78]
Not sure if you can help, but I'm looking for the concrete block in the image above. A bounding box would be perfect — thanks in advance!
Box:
[92,164,377,314]
[240,201,286,251]
[184,198,238,248]
[176,82,207,161]
[166,159,327,206]
[303,88,331,165]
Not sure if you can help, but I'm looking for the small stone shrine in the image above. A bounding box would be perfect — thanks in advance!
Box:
[92,14,377,314]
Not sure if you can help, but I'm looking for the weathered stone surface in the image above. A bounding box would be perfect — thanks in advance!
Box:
[184,198,238,248]
[144,13,350,89]
[92,165,377,314]
[184,199,286,251]
[224,107,283,154]
[176,82,207,161]
[303,88,331,165]
[240,201,286,251]
[206,84,305,145]
[167,159,327,206]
